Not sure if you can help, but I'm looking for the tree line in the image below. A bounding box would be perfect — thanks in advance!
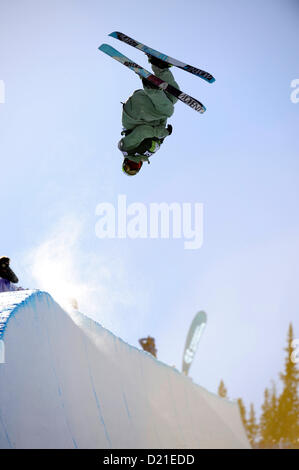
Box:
[218,323,299,449]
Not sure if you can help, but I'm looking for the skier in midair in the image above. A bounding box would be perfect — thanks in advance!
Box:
[119,56,180,176]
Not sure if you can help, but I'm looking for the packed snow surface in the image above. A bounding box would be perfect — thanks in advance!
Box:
[0,290,250,449]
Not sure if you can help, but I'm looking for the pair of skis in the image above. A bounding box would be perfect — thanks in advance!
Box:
[99,32,215,114]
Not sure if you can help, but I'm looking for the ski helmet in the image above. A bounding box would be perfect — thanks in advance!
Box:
[122,158,143,176]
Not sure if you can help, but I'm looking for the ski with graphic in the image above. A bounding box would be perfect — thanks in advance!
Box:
[98,44,206,113]
[109,31,215,84]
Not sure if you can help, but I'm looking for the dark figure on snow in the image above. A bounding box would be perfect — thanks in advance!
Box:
[139,336,157,358]
[119,56,180,176]
[0,257,19,293]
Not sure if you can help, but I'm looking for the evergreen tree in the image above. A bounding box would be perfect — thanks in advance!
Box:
[247,403,258,447]
[259,384,280,448]
[277,323,299,448]
[259,387,271,447]
[269,383,279,447]
[237,398,247,432]
[237,324,299,449]
[218,379,228,398]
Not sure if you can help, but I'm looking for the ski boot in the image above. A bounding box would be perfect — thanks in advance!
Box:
[146,54,172,69]
[142,77,159,90]
[142,55,172,90]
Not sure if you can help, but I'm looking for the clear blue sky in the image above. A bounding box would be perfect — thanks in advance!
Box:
[1,0,299,416]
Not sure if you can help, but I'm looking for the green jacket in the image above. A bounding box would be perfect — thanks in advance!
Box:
[120,64,180,157]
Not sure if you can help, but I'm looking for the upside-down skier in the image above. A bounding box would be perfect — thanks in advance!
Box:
[100,32,215,176]
[118,56,180,176]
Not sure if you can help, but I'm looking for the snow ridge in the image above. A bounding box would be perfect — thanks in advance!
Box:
[0,290,250,449]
